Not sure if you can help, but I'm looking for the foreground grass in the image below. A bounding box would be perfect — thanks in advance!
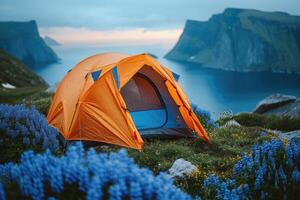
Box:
[2,90,296,197]
[94,126,274,196]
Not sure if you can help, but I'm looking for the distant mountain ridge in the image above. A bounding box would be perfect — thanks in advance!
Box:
[43,36,61,46]
[165,8,300,74]
[0,20,58,67]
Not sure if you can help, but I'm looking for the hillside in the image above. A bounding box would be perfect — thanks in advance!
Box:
[165,8,300,73]
[0,49,48,102]
[0,20,58,67]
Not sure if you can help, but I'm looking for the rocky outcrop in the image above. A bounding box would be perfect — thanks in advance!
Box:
[254,94,300,118]
[0,49,47,87]
[165,8,300,73]
[0,20,58,67]
[254,94,297,113]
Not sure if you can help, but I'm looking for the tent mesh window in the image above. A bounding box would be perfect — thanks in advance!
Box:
[121,74,164,112]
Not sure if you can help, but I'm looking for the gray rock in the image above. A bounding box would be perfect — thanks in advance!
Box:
[254,94,297,114]
[263,100,300,118]
[253,94,300,118]
[222,119,241,128]
[165,8,300,74]
[168,158,197,179]
[278,130,300,141]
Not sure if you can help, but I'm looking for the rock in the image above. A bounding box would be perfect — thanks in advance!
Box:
[278,130,300,142]
[222,119,241,128]
[0,20,59,67]
[254,94,297,114]
[1,83,16,89]
[168,158,197,179]
[165,8,300,74]
[253,94,300,118]
[263,100,300,118]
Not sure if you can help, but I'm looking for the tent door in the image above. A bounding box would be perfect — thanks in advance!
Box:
[120,73,167,130]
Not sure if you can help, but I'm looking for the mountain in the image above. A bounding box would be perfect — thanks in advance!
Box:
[0,49,47,88]
[165,8,300,73]
[0,20,58,67]
[43,36,61,46]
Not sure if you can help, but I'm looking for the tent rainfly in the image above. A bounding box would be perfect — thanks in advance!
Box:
[47,53,210,149]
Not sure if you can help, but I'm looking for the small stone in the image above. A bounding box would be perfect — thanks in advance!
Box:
[223,120,241,128]
[168,158,197,179]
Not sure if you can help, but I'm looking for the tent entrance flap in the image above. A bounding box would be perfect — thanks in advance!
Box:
[121,73,167,130]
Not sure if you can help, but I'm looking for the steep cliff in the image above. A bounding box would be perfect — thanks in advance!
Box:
[165,8,300,73]
[0,49,47,87]
[0,20,58,67]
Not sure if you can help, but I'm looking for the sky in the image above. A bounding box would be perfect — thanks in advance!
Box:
[1,0,300,46]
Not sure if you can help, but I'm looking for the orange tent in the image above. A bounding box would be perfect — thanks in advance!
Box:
[47,53,210,149]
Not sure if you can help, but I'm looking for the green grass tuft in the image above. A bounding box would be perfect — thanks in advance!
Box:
[219,113,300,132]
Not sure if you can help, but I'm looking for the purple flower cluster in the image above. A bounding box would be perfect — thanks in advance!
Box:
[191,103,218,129]
[0,143,192,200]
[0,180,5,200]
[203,175,250,200]
[0,104,62,152]
[232,138,300,198]
[203,138,300,199]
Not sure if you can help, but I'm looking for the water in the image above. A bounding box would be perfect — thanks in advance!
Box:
[33,45,300,118]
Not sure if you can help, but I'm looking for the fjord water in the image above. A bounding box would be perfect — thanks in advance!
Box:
[34,45,300,118]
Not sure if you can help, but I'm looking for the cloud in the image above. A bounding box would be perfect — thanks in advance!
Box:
[1,0,299,30]
[39,26,182,46]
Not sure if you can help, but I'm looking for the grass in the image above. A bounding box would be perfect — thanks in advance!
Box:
[0,49,47,87]
[0,86,47,104]
[219,112,300,132]
[93,125,275,197]
[0,89,294,197]
[0,129,45,163]
[23,90,53,115]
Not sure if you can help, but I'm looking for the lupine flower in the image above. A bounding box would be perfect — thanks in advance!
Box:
[202,174,249,200]
[191,103,218,129]
[0,143,192,200]
[292,168,300,183]
[0,180,5,200]
[0,104,63,152]
[206,138,300,200]
[260,132,267,137]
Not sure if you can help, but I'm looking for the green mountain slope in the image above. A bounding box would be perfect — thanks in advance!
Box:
[0,49,48,102]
